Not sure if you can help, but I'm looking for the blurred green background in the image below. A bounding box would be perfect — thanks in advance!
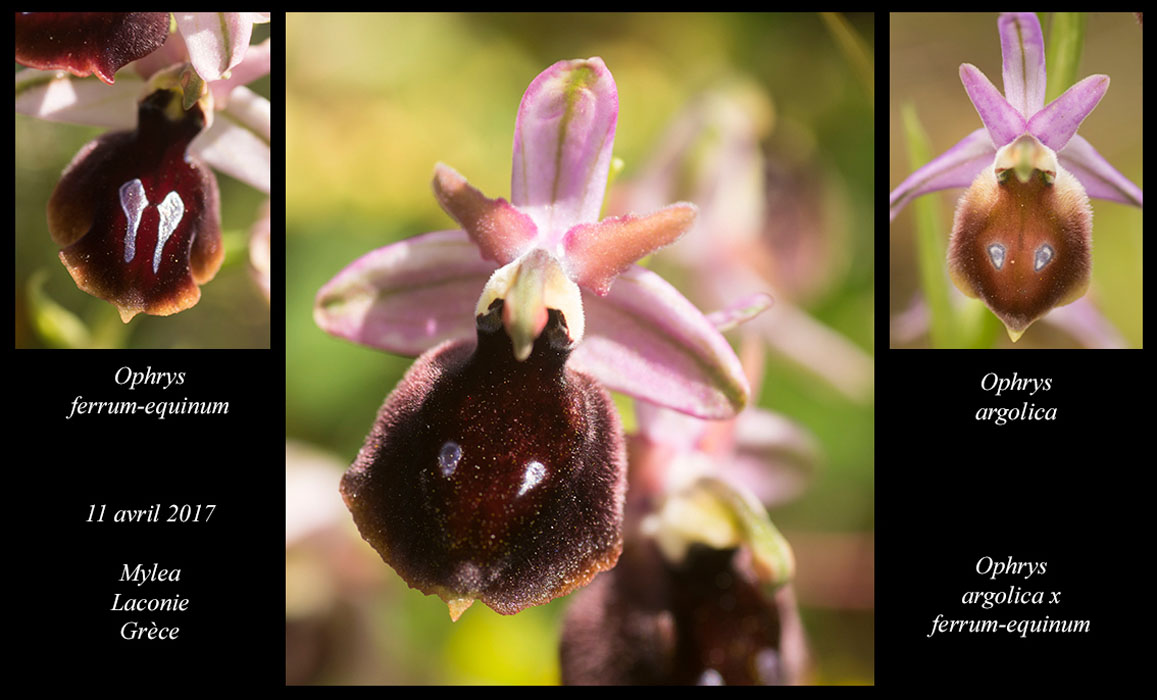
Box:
[13,21,272,349]
[287,12,873,685]
[889,13,1143,348]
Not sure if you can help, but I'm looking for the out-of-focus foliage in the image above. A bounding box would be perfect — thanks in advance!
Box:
[287,12,873,685]
[889,13,1142,349]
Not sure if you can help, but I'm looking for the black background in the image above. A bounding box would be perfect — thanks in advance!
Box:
[874,328,1144,686]
[16,350,281,685]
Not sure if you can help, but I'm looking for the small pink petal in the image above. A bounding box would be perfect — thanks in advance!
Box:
[889,128,994,221]
[511,57,618,241]
[998,12,1047,118]
[1059,134,1143,207]
[1026,74,1110,152]
[314,230,496,356]
[562,202,697,296]
[432,163,538,265]
[570,266,749,420]
[959,63,1026,147]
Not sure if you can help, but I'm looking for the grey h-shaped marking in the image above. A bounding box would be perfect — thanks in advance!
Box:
[119,179,185,274]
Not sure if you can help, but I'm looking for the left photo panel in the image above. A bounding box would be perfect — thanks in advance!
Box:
[12,12,279,687]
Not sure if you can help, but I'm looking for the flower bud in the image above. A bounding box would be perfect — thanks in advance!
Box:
[948,134,1093,341]
[560,539,789,685]
[340,302,626,620]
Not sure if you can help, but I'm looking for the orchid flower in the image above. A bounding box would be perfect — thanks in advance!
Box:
[15,13,271,322]
[316,57,749,420]
[561,329,814,685]
[316,58,753,621]
[889,12,1142,341]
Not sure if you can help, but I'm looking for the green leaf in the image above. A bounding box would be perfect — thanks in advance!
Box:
[820,12,874,100]
[957,298,1002,349]
[1044,13,1086,104]
[27,270,91,349]
[901,103,954,348]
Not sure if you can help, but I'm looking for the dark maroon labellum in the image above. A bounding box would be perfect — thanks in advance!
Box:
[14,12,171,85]
[48,86,222,322]
[341,304,626,618]
[560,539,786,685]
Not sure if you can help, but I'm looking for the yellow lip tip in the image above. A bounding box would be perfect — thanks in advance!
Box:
[1005,325,1025,343]
[447,598,474,622]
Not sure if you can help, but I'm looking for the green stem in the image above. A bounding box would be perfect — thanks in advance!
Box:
[1043,13,1085,103]
[901,103,954,348]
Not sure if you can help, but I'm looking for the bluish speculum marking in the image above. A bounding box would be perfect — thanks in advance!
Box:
[154,191,184,274]
[517,460,546,496]
[119,179,147,263]
[439,441,462,477]
[1034,244,1053,271]
[987,243,1006,270]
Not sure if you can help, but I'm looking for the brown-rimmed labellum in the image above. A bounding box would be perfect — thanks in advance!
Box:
[340,302,626,620]
[14,12,171,85]
[47,70,223,322]
[948,134,1093,341]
